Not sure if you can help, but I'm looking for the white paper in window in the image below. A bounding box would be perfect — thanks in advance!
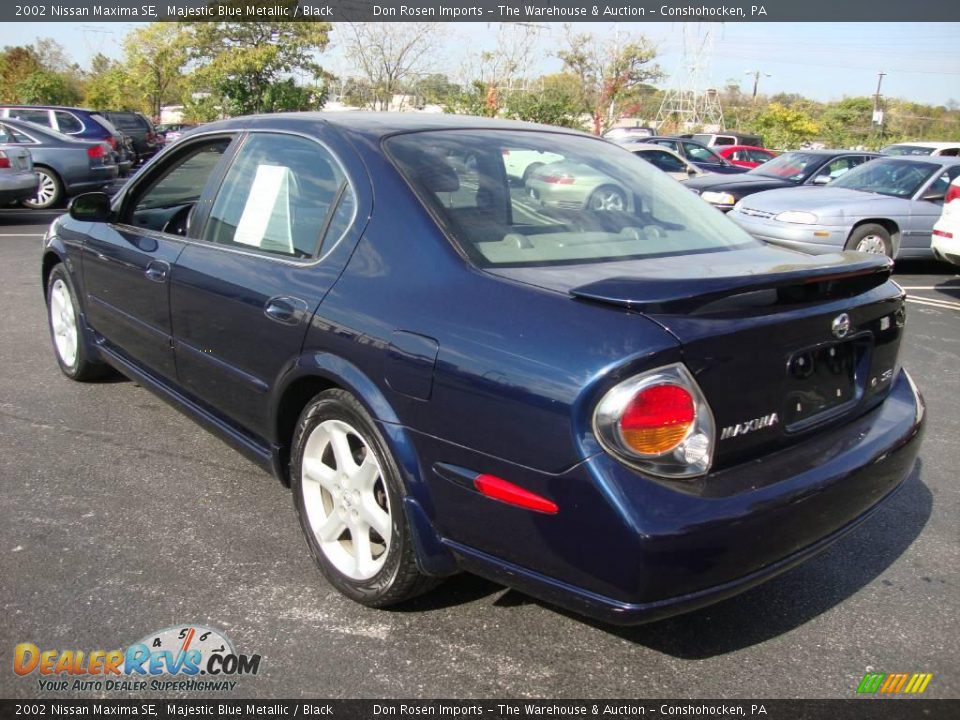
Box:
[234,164,294,253]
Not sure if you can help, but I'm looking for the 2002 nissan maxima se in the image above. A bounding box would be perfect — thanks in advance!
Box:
[42,114,924,624]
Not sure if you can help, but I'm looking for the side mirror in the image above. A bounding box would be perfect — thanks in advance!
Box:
[921,191,945,203]
[812,174,832,185]
[69,192,113,222]
[687,166,698,176]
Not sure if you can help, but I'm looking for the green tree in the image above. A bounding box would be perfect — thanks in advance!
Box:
[82,53,131,111]
[558,26,662,134]
[182,3,331,116]
[754,103,820,149]
[819,97,874,148]
[123,23,187,119]
[0,42,80,105]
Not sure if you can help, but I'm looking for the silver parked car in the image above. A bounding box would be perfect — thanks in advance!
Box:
[0,117,118,209]
[0,132,37,206]
[727,156,960,258]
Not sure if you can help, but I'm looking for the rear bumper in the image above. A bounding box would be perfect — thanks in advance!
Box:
[932,217,960,265]
[66,167,118,194]
[428,369,924,625]
[0,172,38,203]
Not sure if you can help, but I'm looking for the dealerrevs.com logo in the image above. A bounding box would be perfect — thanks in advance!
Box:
[13,625,261,693]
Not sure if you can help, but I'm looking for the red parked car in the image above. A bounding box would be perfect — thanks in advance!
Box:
[716,145,777,169]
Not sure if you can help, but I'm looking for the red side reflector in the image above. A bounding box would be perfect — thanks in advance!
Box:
[539,175,575,185]
[933,229,953,239]
[474,474,558,514]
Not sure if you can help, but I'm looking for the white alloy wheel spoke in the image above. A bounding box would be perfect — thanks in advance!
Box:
[352,453,380,493]
[328,425,358,474]
[360,497,391,540]
[315,512,347,543]
[351,527,375,577]
[303,457,339,495]
[300,418,392,581]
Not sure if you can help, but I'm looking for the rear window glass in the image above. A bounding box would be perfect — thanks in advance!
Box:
[89,113,119,135]
[385,130,757,268]
[54,111,83,134]
[881,145,936,156]
[751,152,824,181]
[108,113,148,130]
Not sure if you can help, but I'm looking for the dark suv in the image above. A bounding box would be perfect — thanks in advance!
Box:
[0,105,133,175]
[99,111,161,164]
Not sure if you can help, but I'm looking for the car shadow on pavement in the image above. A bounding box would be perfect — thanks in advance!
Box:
[580,463,933,657]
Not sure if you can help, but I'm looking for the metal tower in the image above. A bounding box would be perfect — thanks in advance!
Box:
[655,24,724,133]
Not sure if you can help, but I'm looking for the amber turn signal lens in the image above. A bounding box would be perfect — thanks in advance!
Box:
[619,384,695,455]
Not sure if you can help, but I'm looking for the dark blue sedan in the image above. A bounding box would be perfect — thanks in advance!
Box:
[42,113,924,624]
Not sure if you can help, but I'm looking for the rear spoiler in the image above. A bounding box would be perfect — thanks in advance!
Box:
[569,252,893,314]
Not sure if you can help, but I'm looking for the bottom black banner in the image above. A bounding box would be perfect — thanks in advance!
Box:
[1,699,958,720]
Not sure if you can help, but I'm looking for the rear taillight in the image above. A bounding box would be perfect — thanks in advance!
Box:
[946,183,960,204]
[0,150,9,169]
[539,174,575,185]
[594,363,715,478]
[87,144,107,160]
[620,385,695,455]
[106,136,117,149]
[933,229,953,239]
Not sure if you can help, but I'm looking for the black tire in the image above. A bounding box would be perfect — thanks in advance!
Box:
[586,184,627,212]
[291,389,437,607]
[45,264,108,381]
[845,223,893,257]
[23,166,64,210]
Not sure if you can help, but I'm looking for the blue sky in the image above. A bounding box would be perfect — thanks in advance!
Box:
[11,21,960,106]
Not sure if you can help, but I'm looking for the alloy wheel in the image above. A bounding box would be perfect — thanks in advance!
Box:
[300,419,392,581]
[589,187,626,212]
[49,278,78,368]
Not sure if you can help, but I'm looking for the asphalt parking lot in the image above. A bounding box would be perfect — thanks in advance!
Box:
[1,206,958,700]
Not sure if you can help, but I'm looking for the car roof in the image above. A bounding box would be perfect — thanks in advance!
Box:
[873,155,960,165]
[884,141,960,149]
[0,104,98,113]
[717,145,771,152]
[205,112,593,142]
[621,142,682,153]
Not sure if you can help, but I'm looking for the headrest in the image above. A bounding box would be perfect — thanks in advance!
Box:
[416,154,460,193]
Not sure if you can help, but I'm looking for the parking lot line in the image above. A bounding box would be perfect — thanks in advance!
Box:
[0,233,43,237]
[906,296,960,311]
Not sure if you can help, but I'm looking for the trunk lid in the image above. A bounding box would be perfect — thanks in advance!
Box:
[490,246,906,468]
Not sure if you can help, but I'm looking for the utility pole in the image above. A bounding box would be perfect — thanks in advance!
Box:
[873,71,886,143]
[745,69,770,101]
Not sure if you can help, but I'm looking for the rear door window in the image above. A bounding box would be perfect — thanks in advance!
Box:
[814,155,870,183]
[8,108,51,127]
[203,133,355,260]
[639,149,687,174]
[682,142,723,164]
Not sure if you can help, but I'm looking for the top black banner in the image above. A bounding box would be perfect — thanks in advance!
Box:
[5,0,960,23]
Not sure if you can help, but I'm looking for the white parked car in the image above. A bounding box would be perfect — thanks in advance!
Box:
[881,141,960,158]
[501,147,564,183]
[932,176,960,265]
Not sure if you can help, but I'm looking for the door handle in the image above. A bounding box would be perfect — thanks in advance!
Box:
[144,260,169,282]
[264,296,308,326]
